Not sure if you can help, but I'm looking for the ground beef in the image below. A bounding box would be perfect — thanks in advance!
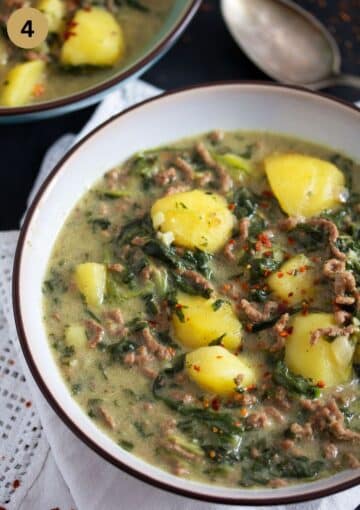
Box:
[165,184,190,196]
[107,263,124,273]
[195,142,232,192]
[334,271,357,305]
[310,325,355,345]
[208,130,224,143]
[223,239,236,261]
[267,479,288,488]
[178,269,214,295]
[270,313,290,352]
[196,171,213,187]
[290,422,313,439]
[246,412,269,429]
[265,406,285,423]
[278,216,304,231]
[99,407,115,429]
[239,299,278,323]
[84,320,104,348]
[154,167,177,186]
[323,259,346,278]
[334,308,352,325]
[103,308,127,337]
[239,218,250,242]
[323,442,338,459]
[308,218,345,260]
[174,156,195,181]
[345,453,360,468]
[140,327,175,361]
[310,398,360,442]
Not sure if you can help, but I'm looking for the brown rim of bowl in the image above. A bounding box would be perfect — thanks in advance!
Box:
[13,82,360,505]
[0,0,201,117]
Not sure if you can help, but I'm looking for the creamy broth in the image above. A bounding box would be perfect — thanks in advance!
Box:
[43,131,360,487]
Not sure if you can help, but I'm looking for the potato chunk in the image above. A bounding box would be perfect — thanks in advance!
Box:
[0,61,45,107]
[37,0,65,33]
[267,254,315,305]
[151,190,234,253]
[285,313,355,387]
[74,263,106,307]
[60,8,125,66]
[172,293,242,351]
[65,324,87,351]
[265,153,345,217]
[186,346,256,395]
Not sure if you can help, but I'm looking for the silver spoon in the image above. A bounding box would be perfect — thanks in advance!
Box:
[221,0,360,90]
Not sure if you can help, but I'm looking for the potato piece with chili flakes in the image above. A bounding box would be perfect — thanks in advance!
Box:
[285,313,355,387]
[37,0,65,33]
[267,254,316,305]
[74,262,106,307]
[265,153,345,217]
[172,292,243,351]
[0,60,45,107]
[186,346,257,396]
[151,189,234,253]
[61,8,125,67]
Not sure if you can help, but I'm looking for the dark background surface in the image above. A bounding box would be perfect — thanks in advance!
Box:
[0,0,359,230]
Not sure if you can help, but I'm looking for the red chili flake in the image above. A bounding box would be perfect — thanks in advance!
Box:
[287,236,295,245]
[279,326,293,338]
[287,271,294,276]
[277,302,289,314]
[246,384,257,391]
[301,303,309,316]
[288,292,294,297]
[175,303,183,309]
[12,480,20,489]
[228,203,236,211]
[243,243,249,252]
[228,239,236,246]
[299,266,307,273]
[67,21,78,28]
[64,30,77,40]
[277,272,284,278]
[261,190,273,198]
[317,380,326,388]
[263,250,272,257]
[241,282,249,291]
[245,323,253,332]
[211,398,221,411]
[258,233,272,248]
[193,364,201,372]
[260,202,269,209]
[311,256,321,263]
[255,241,262,252]
[148,320,157,327]
[25,401,32,408]
[283,252,291,260]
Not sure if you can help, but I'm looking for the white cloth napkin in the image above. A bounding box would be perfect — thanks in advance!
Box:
[1,80,359,510]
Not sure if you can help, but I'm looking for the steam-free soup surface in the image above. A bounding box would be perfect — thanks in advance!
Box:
[43,131,360,488]
[0,1,173,107]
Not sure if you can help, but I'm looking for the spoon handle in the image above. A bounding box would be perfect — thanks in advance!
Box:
[309,73,360,90]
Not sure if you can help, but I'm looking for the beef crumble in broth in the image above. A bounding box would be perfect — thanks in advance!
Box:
[43,131,360,487]
[0,1,172,106]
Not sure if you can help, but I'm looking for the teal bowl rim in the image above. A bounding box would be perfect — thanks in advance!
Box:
[0,0,201,121]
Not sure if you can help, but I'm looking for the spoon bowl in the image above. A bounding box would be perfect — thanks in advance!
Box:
[221,0,360,89]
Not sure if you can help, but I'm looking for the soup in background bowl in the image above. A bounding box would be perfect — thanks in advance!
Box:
[0,0,199,121]
[13,83,360,505]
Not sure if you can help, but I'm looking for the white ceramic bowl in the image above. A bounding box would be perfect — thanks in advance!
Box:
[13,83,360,505]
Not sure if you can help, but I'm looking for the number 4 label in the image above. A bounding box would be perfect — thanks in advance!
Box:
[21,20,35,38]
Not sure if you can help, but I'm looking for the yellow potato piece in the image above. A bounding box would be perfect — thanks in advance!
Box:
[74,262,106,307]
[186,346,256,396]
[267,254,315,305]
[151,190,234,253]
[0,61,45,107]
[61,8,125,66]
[65,324,87,350]
[285,313,355,387]
[37,0,65,32]
[265,153,345,217]
[172,293,242,351]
